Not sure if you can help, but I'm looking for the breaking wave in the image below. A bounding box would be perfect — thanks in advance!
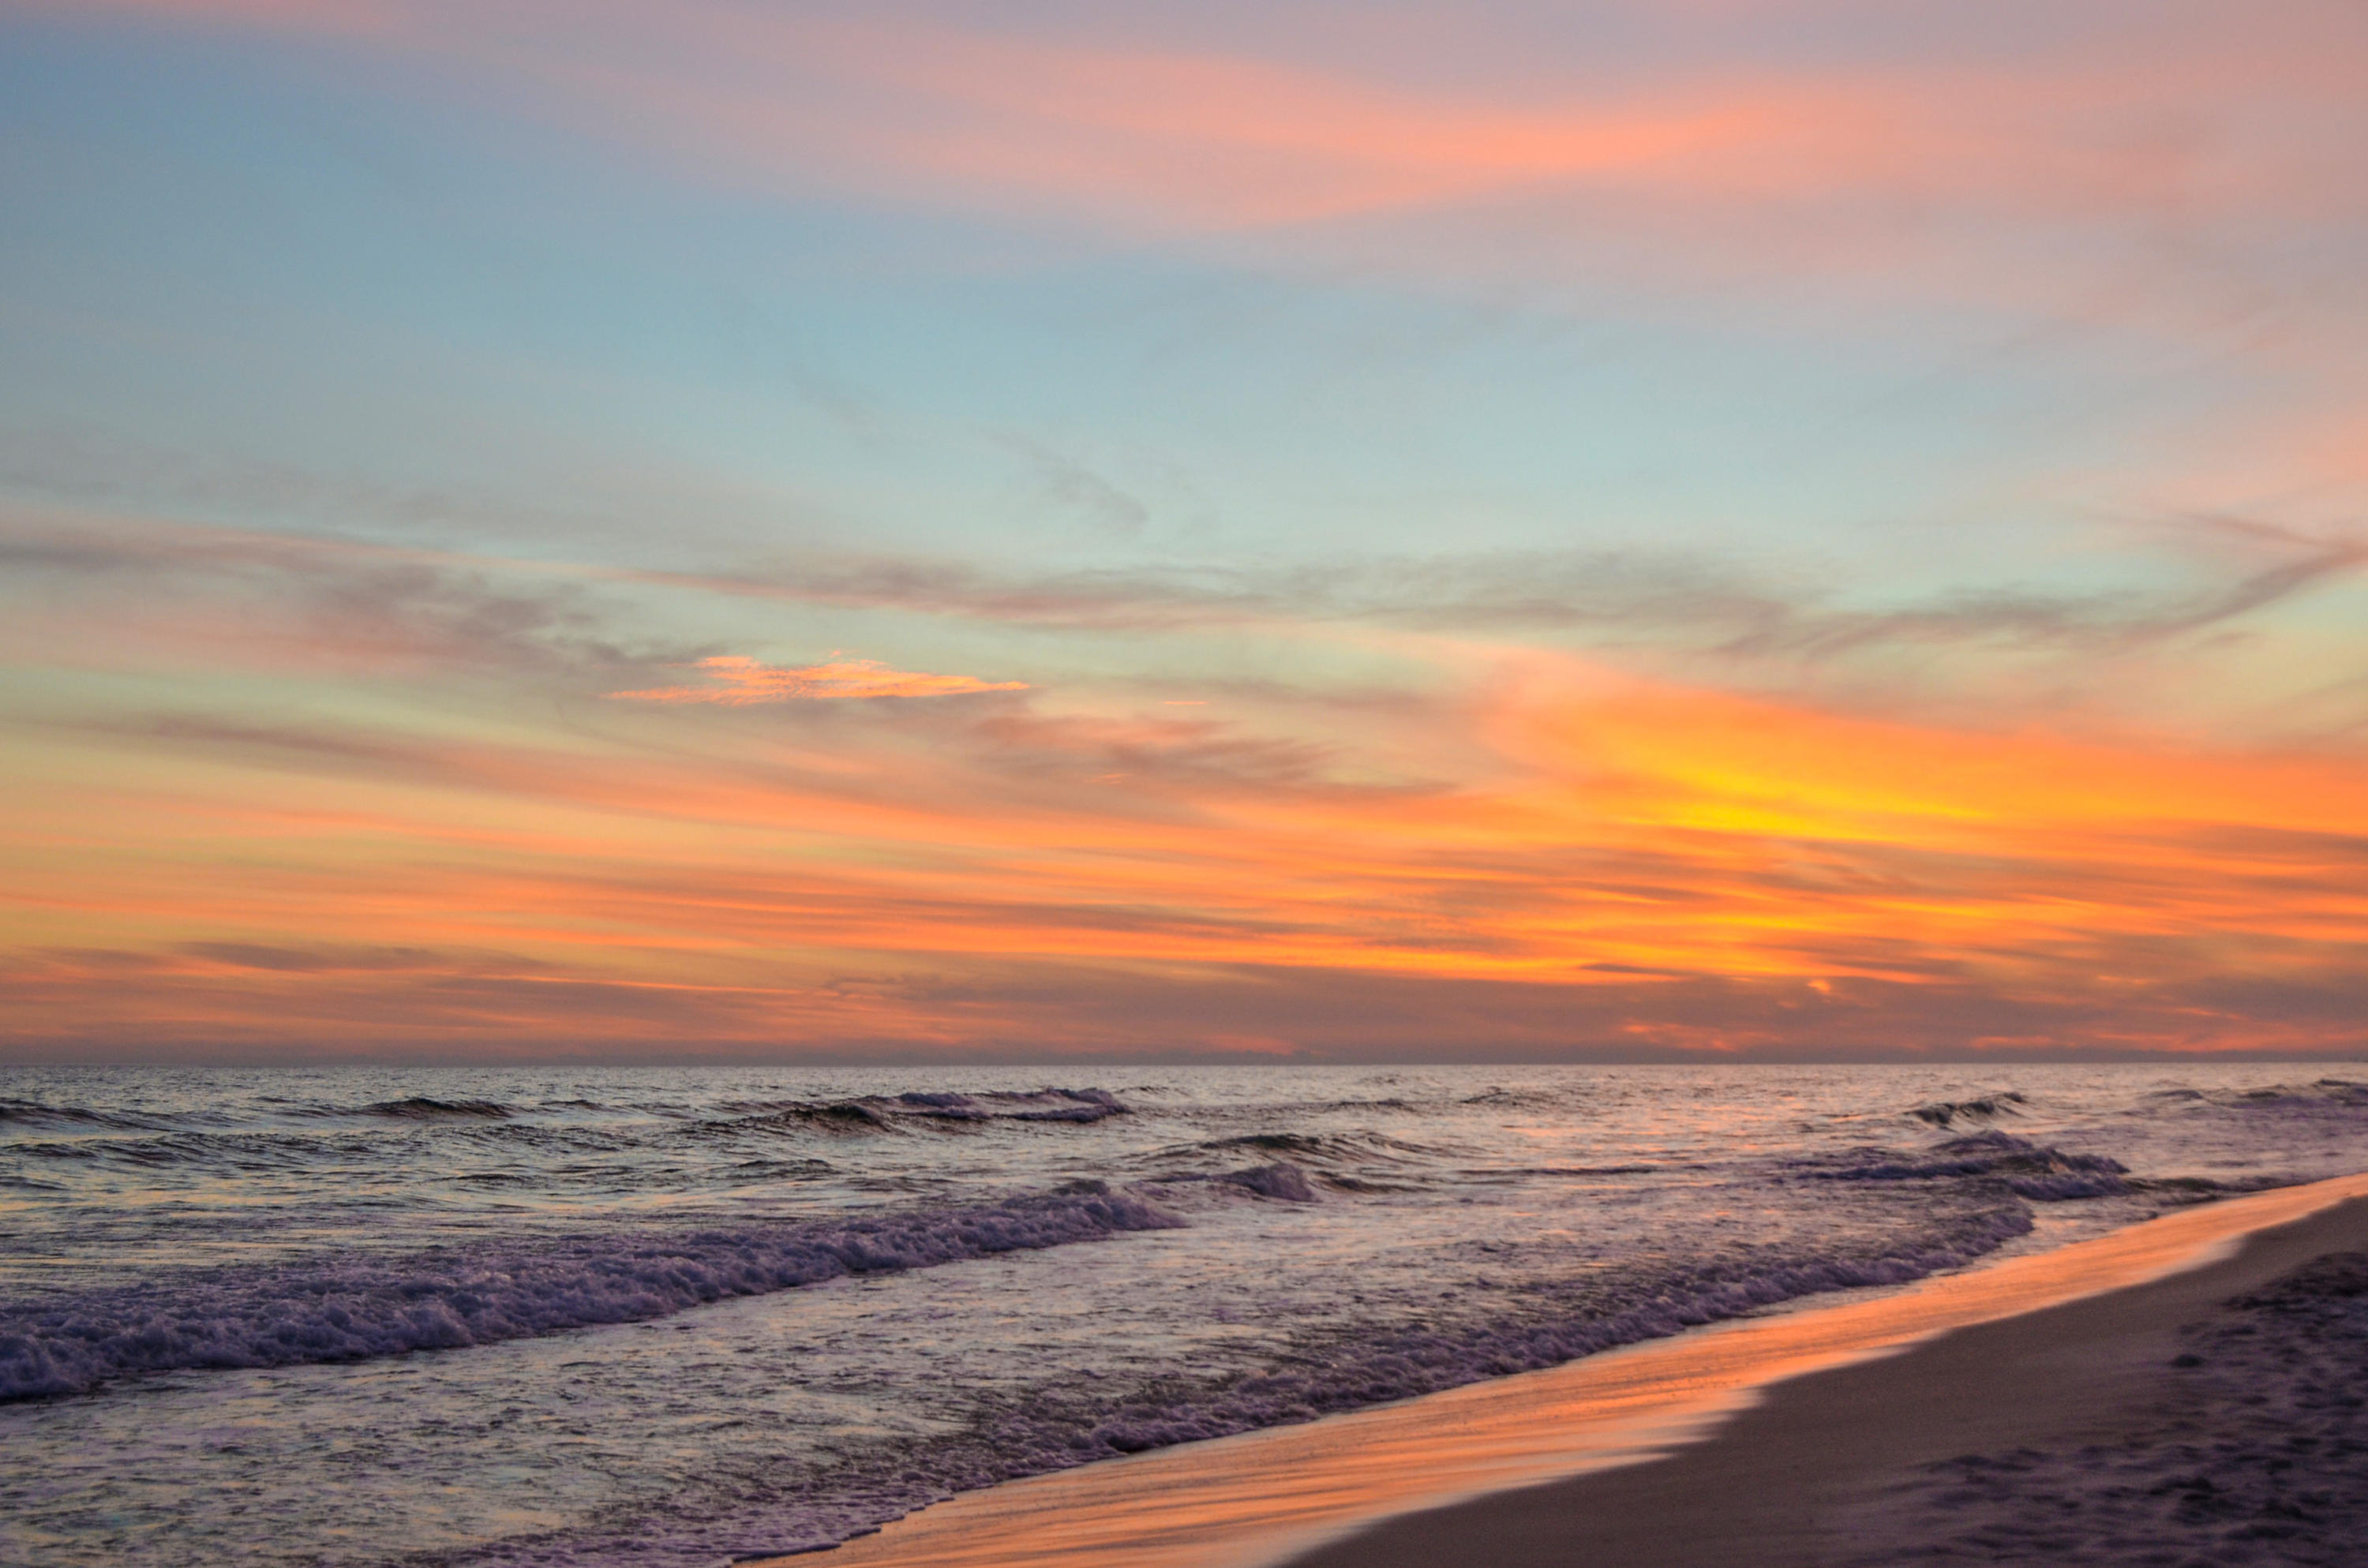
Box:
[1806,1132,2130,1200]
[710,1087,1129,1129]
[442,1198,2038,1565]
[359,1097,515,1120]
[2198,1078,2368,1110]
[1142,1161,1322,1202]
[13,1062,2366,1568]
[0,1184,1180,1401]
[1909,1093,2027,1128]
[0,1098,180,1132]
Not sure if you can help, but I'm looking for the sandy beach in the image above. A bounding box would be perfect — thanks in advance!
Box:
[1291,1187,2368,1568]
[754,1173,2368,1568]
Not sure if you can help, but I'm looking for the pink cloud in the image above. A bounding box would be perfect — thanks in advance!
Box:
[553,13,1779,230]
[36,1,2364,345]
[46,3,2360,228]
[605,655,1027,705]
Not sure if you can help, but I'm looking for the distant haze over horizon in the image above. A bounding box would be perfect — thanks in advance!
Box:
[15,1052,2368,1071]
[4,0,2365,1063]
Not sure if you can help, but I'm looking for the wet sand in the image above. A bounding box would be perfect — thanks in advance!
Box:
[746,1172,2368,1568]
[1287,1188,2368,1568]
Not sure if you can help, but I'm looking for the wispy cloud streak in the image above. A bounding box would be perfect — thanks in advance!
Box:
[9,608,2367,1057]
[5,5,2366,1060]
[607,655,1028,705]
[29,0,2366,339]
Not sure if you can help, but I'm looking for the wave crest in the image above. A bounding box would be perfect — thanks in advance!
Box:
[1808,1132,2129,1200]
[0,1185,1181,1401]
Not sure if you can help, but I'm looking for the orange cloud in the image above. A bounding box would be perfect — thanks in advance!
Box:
[9,633,2367,1059]
[6,512,2360,1054]
[605,655,1028,704]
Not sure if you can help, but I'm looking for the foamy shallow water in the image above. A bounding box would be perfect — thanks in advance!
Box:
[4,1064,2366,1565]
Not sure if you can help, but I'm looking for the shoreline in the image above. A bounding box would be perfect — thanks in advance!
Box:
[748,1172,2368,1568]
[1286,1181,2368,1568]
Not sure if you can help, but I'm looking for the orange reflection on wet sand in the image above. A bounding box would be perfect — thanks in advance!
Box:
[755,1173,2368,1568]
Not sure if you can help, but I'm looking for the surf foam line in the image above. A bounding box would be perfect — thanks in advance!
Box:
[780,1173,2368,1568]
[430,1199,2043,1566]
[0,1184,1182,1401]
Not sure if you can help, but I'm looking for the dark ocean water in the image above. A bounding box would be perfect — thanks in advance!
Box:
[5,1062,2366,1566]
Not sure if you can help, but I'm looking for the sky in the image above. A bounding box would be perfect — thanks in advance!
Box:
[2,0,2366,1064]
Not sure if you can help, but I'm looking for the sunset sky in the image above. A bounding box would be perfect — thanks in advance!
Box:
[4,0,2365,1061]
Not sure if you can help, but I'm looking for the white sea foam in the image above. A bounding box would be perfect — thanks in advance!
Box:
[5,1063,2366,1567]
[0,1184,1182,1399]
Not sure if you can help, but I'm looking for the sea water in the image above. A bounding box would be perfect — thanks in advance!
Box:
[4,1063,2365,1566]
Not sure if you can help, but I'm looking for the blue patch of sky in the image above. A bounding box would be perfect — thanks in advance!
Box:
[0,17,2244,608]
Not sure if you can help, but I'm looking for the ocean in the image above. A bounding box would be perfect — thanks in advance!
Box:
[5,1062,2366,1566]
